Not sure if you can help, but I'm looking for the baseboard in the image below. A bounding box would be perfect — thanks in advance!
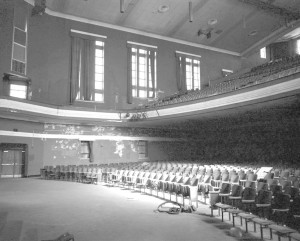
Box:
[25,175,41,178]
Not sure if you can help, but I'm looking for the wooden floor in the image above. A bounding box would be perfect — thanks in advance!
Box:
[0,178,265,241]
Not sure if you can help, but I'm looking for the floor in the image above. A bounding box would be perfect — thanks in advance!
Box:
[0,178,285,241]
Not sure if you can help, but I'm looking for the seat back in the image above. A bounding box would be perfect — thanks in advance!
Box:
[230,184,243,197]
[242,187,256,201]
[256,190,272,204]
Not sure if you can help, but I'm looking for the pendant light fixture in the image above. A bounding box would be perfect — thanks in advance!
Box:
[189,1,193,22]
[120,0,125,13]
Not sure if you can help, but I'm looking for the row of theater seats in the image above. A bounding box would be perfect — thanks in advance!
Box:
[40,162,141,184]
[40,161,300,240]
[144,55,300,109]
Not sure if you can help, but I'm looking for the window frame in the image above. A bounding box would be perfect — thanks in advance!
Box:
[296,39,300,55]
[11,26,27,76]
[70,30,107,103]
[94,41,105,103]
[138,141,148,159]
[185,57,201,90]
[3,73,31,100]
[260,47,267,59]
[80,141,91,160]
[128,42,157,99]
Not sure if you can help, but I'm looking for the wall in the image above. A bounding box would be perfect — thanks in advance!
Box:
[0,118,174,174]
[241,48,270,70]
[0,0,14,96]
[0,1,241,109]
[42,139,142,166]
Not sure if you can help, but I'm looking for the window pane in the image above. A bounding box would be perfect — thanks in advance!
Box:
[139,56,145,65]
[95,65,103,74]
[95,49,103,57]
[95,41,104,46]
[139,71,146,80]
[139,49,146,54]
[95,93,104,102]
[260,47,266,59]
[13,43,26,62]
[95,81,104,90]
[139,90,147,97]
[95,73,103,81]
[132,77,137,86]
[132,88,137,97]
[10,84,26,99]
[95,57,103,66]
[10,84,26,91]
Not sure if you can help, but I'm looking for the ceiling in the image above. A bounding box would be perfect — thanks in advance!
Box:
[43,0,300,55]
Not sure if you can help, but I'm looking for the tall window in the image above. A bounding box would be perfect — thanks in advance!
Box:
[297,39,300,55]
[138,141,148,159]
[176,52,201,92]
[127,42,157,103]
[70,30,106,103]
[94,41,104,102]
[185,58,200,90]
[11,26,27,76]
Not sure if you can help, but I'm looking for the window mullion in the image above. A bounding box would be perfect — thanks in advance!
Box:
[192,60,195,89]
[137,50,140,97]
[146,51,149,98]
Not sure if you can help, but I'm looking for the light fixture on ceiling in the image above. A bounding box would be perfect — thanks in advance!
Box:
[189,1,193,22]
[158,5,169,13]
[208,19,218,25]
[197,28,212,39]
[120,0,125,13]
[248,30,258,36]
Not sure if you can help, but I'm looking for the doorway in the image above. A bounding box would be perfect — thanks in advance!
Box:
[0,143,27,178]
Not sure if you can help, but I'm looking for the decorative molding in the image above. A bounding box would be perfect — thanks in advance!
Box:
[0,99,119,120]
[127,41,157,49]
[23,0,241,57]
[70,29,107,39]
[0,130,180,142]
[146,77,300,118]
[1,77,300,122]
[175,51,201,58]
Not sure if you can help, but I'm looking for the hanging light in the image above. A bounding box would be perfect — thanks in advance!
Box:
[189,1,193,22]
[120,0,125,13]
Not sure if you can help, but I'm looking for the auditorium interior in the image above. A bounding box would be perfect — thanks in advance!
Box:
[1,0,300,240]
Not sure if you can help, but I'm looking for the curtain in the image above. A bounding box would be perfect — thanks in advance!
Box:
[149,50,156,98]
[127,47,133,104]
[81,40,95,101]
[70,37,82,103]
[70,37,95,103]
[88,141,93,163]
[175,54,187,93]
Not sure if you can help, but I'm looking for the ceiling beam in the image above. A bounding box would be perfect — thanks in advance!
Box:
[116,0,140,26]
[239,0,300,21]
[167,0,210,37]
